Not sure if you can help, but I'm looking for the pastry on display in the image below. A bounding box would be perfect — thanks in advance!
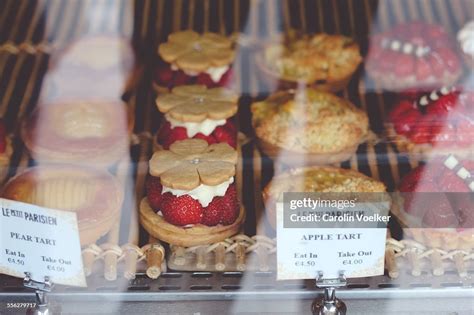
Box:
[251,89,369,165]
[22,100,134,167]
[43,35,135,101]
[2,166,123,246]
[263,166,387,229]
[393,157,473,250]
[155,85,238,149]
[457,20,474,68]
[140,139,245,247]
[366,21,462,90]
[387,86,474,159]
[256,32,362,91]
[0,118,13,178]
[155,31,235,90]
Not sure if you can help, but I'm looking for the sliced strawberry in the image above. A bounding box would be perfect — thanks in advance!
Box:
[431,124,457,146]
[212,125,237,148]
[422,194,459,228]
[393,109,421,135]
[160,193,203,226]
[218,67,233,87]
[426,93,459,116]
[201,197,223,226]
[409,123,433,144]
[174,70,191,86]
[219,184,240,225]
[222,118,237,134]
[161,126,189,149]
[196,73,216,87]
[399,166,427,192]
[415,57,432,81]
[157,121,173,144]
[156,66,174,85]
[146,176,163,211]
[394,54,415,77]
[194,132,217,145]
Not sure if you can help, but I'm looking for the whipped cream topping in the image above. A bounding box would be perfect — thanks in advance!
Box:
[165,114,226,137]
[458,20,474,58]
[171,64,229,82]
[162,177,234,207]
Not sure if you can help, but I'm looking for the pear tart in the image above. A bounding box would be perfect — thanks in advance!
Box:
[140,139,244,247]
[263,166,387,229]
[155,30,236,90]
[256,33,361,92]
[22,100,134,167]
[2,166,123,246]
[155,85,238,149]
[392,159,474,250]
[251,89,369,165]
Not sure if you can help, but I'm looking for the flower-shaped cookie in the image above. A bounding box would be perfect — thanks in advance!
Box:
[156,85,238,122]
[158,30,235,72]
[149,139,238,190]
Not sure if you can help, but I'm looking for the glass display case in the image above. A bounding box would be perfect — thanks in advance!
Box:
[0,0,472,314]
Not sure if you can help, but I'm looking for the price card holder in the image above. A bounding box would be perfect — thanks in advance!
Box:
[312,271,347,315]
[23,272,54,315]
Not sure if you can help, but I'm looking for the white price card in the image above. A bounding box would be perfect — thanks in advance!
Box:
[276,197,388,280]
[0,198,86,287]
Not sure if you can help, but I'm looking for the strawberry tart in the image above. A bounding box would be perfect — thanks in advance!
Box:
[155,85,238,149]
[387,86,474,159]
[393,156,474,250]
[154,30,235,91]
[366,21,462,90]
[140,139,245,247]
[0,118,13,179]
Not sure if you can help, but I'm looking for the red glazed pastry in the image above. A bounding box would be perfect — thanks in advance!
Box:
[154,30,236,91]
[140,139,245,247]
[366,21,462,90]
[387,86,474,159]
[393,156,474,250]
[155,85,238,149]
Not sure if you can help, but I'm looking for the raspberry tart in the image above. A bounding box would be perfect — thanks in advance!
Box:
[457,20,474,68]
[43,36,135,101]
[387,86,474,159]
[392,156,474,250]
[154,30,235,91]
[366,21,462,90]
[155,85,238,149]
[263,166,387,229]
[256,33,362,92]
[22,100,134,167]
[2,166,123,246]
[251,89,369,165]
[140,139,245,247]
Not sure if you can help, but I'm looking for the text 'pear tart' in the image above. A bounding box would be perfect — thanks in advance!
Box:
[2,166,123,246]
[251,89,369,165]
[263,166,387,229]
[392,157,474,250]
[155,85,238,149]
[155,30,236,90]
[22,100,134,167]
[256,32,361,92]
[140,139,244,247]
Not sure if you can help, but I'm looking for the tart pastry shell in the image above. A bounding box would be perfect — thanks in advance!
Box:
[386,123,474,161]
[139,198,245,247]
[2,166,123,246]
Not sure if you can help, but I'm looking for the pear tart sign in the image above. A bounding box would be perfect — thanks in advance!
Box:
[0,198,86,287]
